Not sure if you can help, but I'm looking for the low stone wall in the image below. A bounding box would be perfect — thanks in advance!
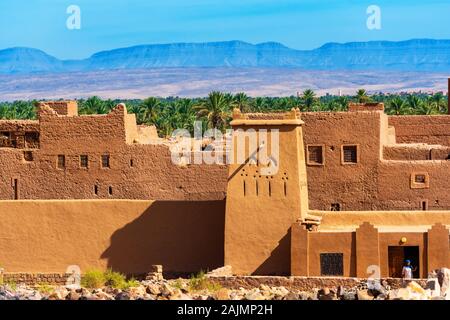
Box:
[0,271,428,290]
[208,276,428,291]
[2,273,71,286]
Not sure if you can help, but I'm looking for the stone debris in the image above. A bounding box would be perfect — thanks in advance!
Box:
[428,267,450,299]
[356,289,374,301]
[0,276,448,300]
[145,265,164,281]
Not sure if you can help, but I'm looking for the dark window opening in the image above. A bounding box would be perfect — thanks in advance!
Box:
[307,145,324,165]
[130,158,134,167]
[13,179,18,200]
[57,155,65,169]
[102,154,110,168]
[268,181,272,197]
[94,185,99,195]
[23,151,33,162]
[0,132,12,148]
[108,186,113,196]
[331,203,341,211]
[421,200,428,211]
[343,145,358,164]
[243,180,246,196]
[255,180,259,196]
[388,246,420,278]
[80,155,88,168]
[284,181,287,196]
[24,132,40,148]
[320,253,344,276]
[415,174,426,184]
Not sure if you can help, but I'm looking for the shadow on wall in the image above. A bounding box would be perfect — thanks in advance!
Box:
[101,200,225,278]
[254,230,291,276]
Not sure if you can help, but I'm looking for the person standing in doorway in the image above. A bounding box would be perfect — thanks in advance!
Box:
[402,259,417,281]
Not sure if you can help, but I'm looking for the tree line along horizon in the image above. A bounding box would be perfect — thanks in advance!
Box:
[0,89,448,137]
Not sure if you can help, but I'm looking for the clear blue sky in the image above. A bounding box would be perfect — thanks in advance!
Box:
[1,0,449,59]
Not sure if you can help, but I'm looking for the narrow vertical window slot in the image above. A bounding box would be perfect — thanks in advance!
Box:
[13,179,19,200]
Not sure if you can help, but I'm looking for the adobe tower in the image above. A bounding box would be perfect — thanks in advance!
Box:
[224,108,319,275]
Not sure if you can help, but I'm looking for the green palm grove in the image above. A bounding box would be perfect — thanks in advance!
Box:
[0,90,448,137]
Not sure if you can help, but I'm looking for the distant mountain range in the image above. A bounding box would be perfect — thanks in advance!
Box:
[2,39,450,74]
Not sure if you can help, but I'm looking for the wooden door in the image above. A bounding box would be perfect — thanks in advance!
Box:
[388,246,404,278]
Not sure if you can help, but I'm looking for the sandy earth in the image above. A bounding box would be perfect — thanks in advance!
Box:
[0,68,448,101]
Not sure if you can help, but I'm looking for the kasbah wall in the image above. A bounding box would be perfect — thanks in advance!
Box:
[0,87,449,277]
[0,102,227,201]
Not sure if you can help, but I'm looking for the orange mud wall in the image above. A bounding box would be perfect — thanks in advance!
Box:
[0,200,225,275]
[225,110,309,276]
[0,104,227,201]
[291,222,450,278]
[388,115,450,146]
[303,111,450,211]
[302,111,381,211]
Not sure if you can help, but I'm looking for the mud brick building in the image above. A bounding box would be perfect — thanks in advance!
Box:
[3,100,450,212]
[0,83,449,278]
[0,102,226,201]
[225,107,449,278]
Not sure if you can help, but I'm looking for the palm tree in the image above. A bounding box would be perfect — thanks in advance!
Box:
[276,97,299,111]
[431,92,446,113]
[416,102,438,115]
[0,103,9,119]
[232,92,250,112]
[336,96,349,111]
[81,96,104,115]
[140,97,161,125]
[386,97,410,115]
[251,97,267,112]
[416,98,439,115]
[223,93,234,106]
[172,98,196,133]
[194,91,230,130]
[326,100,345,112]
[356,89,370,103]
[406,95,423,112]
[300,89,317,111]
[127,103,144,123]
[104,99,117,112]
[11,101,35,119]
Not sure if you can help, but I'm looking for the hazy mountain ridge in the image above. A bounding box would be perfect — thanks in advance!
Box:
[2,39,450,74]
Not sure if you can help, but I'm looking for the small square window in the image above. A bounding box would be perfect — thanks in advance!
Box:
[102,154,110,168]
[80,155,88,168]
[307,145,324,166]
[23,151,33,162]
[57,155,65,169]
[342,145,358,164]
[320,253,344,276]
[415,175,426,184]
[411,172,429,189]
